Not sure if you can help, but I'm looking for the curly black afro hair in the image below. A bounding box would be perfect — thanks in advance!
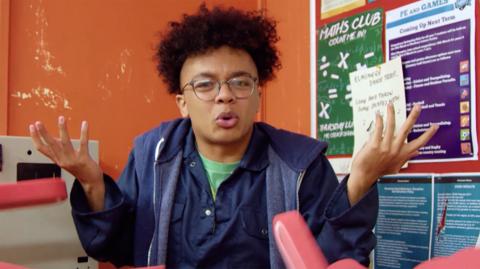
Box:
[155,4,281,94]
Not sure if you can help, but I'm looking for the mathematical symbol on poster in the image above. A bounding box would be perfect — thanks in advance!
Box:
[328,88,338,99]
[356,63,367,71]
[345,84,352,107]
[319,56,331,77]
[319,102,330,119]
[364,51,374,59]
[338,52,350,69]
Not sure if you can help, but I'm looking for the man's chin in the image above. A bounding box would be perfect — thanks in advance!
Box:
[211,136,243,145]
[209,130,251,145]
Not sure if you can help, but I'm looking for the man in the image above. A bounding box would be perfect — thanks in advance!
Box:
[29,5,437,269]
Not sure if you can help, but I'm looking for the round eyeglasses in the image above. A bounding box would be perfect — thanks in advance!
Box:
[182,75,258,101]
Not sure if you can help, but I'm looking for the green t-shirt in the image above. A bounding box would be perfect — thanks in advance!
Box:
[199,153,239,200]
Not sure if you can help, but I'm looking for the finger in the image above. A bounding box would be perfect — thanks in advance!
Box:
[29,124,51,156]
[58,116,75,151]
[382,103,396,147]
[401,150,420,165]
[30,124,63,164]
[372,111,384,144]
[58,116,71,142]
[408,150,420,159]
[34,121,58,147]
[405,124,439,153]
[79,121,90,155]
[394,150,420,170]
[397,104,421,141]
[34,121,66,163]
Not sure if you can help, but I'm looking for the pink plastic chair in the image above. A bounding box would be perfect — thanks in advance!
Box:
[0,262,29,269]
[0,178,67,210]
[273,211,365,269]
[0,177,165,269]
[0,178,67,269]
[414,247,480,269]
[273,211,480,269]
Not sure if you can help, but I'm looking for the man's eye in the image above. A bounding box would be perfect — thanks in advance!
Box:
[231,78,252,88]
[194,80,215,91]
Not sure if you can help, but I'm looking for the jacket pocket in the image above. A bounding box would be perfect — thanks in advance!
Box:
[170,202,185,239]
[171,202,185,223]
[167,202,185,264]
[239,207,269,240]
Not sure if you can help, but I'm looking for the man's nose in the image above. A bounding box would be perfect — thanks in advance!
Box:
[215,82,236,103]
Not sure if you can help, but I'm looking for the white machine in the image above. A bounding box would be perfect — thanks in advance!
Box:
[0,136,98,269]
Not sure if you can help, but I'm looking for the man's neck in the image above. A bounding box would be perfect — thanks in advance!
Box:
[195,132,252,163]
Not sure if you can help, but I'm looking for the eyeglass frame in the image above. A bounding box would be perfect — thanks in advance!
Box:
[181,74,259,101]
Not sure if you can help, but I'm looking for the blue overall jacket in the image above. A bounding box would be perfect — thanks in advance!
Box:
[70,118,378,268]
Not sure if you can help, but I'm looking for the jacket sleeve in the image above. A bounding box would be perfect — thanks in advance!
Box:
[70,150,139,267]
[299,154,378,266]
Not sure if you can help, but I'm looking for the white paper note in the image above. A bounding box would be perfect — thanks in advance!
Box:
[349,57,407,160]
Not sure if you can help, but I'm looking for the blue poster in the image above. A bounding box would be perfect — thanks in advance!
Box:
[375,175,433,269]
[375,173,480,268]
[432,174,480,256]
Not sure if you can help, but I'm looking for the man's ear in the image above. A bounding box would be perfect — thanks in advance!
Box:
[176,94,189,117]
[256,87,262,113]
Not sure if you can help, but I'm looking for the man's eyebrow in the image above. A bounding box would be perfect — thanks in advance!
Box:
[191,71,255,80]
[228,71,254,78]
[192,72,216,79]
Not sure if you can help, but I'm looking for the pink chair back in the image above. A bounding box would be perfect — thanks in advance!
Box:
[414,247,480,269]
[273,211,329,269]
[273,211,366,269]
[0,178,67,269]
[273,211,480,269]
[0,262,29,269]
[0,178,67,210]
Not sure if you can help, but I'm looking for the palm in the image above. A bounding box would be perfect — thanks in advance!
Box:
[29,117,101,184]
[348,104,438,204]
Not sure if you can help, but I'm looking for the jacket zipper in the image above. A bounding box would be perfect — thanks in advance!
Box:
[147,161,158,266]
[296,170,306,211]
[147,138,165,266]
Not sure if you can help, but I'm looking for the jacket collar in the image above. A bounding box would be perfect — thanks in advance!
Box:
[256,122,328,172]
[183,125,269,172]
[153,118,327,172]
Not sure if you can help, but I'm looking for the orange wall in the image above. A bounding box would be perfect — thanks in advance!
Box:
[263,0,311,135]
[0,0,9,135]
[5,0,259,180]
[3,0,312,177]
